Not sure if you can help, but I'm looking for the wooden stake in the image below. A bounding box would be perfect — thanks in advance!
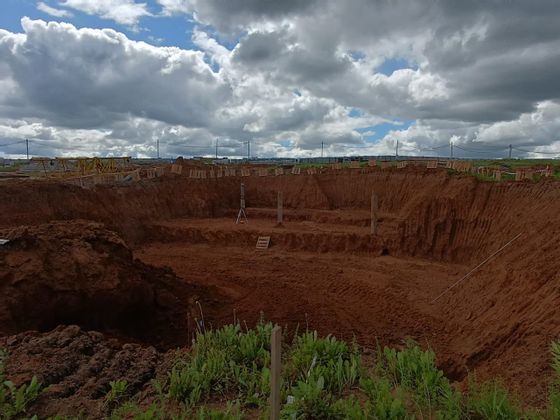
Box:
[277,191,283,225]
[370,192,378,235]
[270,325,282,420]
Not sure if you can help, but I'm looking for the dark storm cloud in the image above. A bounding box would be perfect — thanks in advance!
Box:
[160,0,320,35]
[232,29,351,84]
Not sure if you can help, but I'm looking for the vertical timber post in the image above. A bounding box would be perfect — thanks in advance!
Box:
[26,138,29,161]
[270,325,282,420]
[277,191,283,226]
[370,192,378,235]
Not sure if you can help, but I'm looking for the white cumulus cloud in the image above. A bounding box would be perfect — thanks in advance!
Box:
[37,2,74,18]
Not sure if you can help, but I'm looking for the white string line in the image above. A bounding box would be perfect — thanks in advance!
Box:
[430,232,523,304]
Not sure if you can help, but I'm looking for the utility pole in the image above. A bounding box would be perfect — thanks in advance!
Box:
[26,138,29,161]
[215,138,218,159]
[508,144,512,159]
[156,138,160,159]
[247,140,250,160]
[450,141,454,159]
[395,139,399,157]
[321,141,324,158]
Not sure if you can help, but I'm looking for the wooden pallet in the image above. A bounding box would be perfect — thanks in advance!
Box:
[256,236,271,250]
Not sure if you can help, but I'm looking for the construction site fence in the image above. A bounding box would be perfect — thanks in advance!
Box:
[63,166,164,188]
[169,159,556,182]
[62,159,556,188]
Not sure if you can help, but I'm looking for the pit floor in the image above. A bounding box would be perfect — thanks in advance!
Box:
[135,214,475,376]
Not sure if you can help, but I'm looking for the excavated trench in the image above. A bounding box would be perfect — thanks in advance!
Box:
[1,167,560,406]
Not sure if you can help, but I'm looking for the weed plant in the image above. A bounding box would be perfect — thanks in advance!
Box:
[4,327,560,419]
[0,349,42,419]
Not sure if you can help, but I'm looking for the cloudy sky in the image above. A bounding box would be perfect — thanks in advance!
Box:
[1,0,560,159]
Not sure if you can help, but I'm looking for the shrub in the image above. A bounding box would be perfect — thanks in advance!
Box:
[549,340,560,419]
[168,322,272,408]
[466,380,520,420]
[286,331,361,394]
[105,379,129,405]
[360,376,407,419]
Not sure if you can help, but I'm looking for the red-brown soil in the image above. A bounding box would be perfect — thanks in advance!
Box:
[0,220,226,349]
[0,325,174,418]
[1,166,560,410]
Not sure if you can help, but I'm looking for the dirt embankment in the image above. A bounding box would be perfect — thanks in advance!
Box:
[439,215,560,405]
[2,169,557,264]
[0,177,239,244]
[0,220,227,349]
[242,170,560,264]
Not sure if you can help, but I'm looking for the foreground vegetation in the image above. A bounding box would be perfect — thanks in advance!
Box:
[2,322,560,419]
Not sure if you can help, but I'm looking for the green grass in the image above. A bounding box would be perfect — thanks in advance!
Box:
[4,326,560,419]
[0,349,42,419]
[0,162,26,172]
[444,158,560,182]
[471,159,560,169]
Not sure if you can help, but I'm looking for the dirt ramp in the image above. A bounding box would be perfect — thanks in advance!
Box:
[0,220,225,348]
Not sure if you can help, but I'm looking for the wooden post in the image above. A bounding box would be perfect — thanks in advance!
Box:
[277,191,283,225]
[270,325,282,420]
[370,192,378,235]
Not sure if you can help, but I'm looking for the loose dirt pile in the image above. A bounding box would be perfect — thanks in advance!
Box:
[0,220,226,348]
[0,325,172,418]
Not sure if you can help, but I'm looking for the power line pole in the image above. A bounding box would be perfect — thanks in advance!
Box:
[215,138,218,159]
[508,144,512,159]
[247,140,250,160]
[450,141,454,159]
[395,139,399,157]
[26,138,29,161]
[321,141,324,158]
[156,138,160,159]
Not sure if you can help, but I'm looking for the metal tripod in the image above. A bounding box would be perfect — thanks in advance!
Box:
[236,182,248,224]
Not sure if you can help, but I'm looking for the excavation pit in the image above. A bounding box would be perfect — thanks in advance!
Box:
[1,166,559,408]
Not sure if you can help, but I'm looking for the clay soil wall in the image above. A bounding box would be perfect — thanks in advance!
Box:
[2,169,557,264]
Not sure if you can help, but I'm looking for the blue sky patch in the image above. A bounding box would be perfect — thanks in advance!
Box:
[277,139,292,148]
[349,108,362,118]
[1,0,198,49]
[377,57,417,76]
[355,120,414,143]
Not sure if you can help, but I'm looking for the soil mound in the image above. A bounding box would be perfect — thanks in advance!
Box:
[0,220,224,348]
[0,325,171,418]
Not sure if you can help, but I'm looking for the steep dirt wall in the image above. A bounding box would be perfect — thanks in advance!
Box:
[1,169,559,263]
[0,177,240,243]
[243,170,560,263]
[437,213,560,404]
